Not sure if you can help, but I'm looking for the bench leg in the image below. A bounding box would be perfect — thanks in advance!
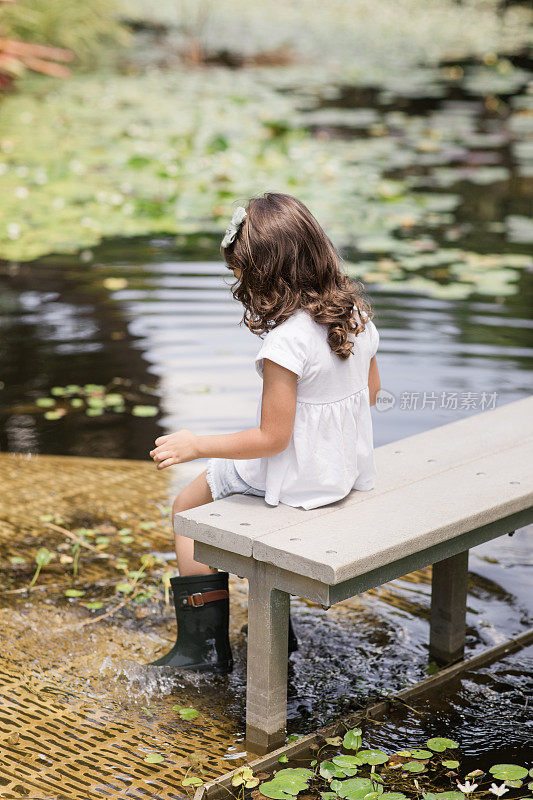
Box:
[429,551,469,665]
[245,565,289,755]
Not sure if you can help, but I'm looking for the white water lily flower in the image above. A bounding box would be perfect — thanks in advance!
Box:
[457,780,478,794]
[489,784,508,797]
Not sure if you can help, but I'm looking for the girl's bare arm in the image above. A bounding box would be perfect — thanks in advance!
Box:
[150,359,297,470]
[368,356,381,406]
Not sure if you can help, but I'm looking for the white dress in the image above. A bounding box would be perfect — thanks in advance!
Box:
[234,308,380,510]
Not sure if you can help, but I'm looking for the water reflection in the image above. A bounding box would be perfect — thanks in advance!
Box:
[1,245,532,458]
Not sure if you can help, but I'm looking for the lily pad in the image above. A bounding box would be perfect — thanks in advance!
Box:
[411,749,433,760]
[403,761,425,773]
[381,795,407,800]
[423,793,465,800]
[336,778,374,800]
[172,705,199,721]
[489,765,528,781]
[343,729,363,750]
[321,761,349,780]
[144,752,164,764]
[332,756,364,771]
[64,589,85,598]
[427,738,459,752]
[356,750,389,765]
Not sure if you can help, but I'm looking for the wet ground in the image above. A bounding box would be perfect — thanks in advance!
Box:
[0,452,531,798]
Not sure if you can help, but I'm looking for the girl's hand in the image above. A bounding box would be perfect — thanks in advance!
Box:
[150,430,199,470]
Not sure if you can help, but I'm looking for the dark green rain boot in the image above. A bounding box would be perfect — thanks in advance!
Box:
[149,572,233,673]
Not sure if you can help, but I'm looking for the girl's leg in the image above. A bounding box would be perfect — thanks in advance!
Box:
[173,469,217,576]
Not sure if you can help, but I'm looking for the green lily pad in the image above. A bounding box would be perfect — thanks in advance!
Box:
[343,729,362,750]
[64,589,85,598]
[423,793,465,800]
[356,750,389,765]
[403,761,425,773]
[336,778,374,800]
[182,776,203,786]
[489,765,528,781]
[442,760,460,769]
[321,761,348,780]
[332,756,364,771]
[132,405,158,417]
[172,705,199,720]
[144,752,164,764]
[259,768,312,799]
[36,547,52,566]
[411,749,432,760]
[36,397,55,407]
[427,738,459,752]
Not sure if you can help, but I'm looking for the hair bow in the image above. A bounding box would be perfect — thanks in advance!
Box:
[221,206,247,248]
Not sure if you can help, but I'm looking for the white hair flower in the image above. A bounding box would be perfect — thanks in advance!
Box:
[221,206,247,248]
[489,784,508,797]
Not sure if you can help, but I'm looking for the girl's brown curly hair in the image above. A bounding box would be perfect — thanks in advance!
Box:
[221,192,373,359]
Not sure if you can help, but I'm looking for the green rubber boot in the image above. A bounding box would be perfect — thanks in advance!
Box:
[149,572,233,673]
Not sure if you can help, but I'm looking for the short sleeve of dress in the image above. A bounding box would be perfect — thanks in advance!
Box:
[356,307,380,359]
[367,319,380,358]
[255,324,307,379]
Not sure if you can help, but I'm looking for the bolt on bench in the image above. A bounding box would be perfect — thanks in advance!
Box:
[176,397,533,755]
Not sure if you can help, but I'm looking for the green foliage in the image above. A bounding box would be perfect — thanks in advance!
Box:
[357,751,389,766]
[259,768,314,799]
[489,765,528,781]
[0,0,130,68]
[343,729,363,751]
[335,778,374,800]
[172,705,199,721]
[28,382,157,423]
[321,762,349,781]
[257,734,529,800]
[427,739,459,753]
[403,762,425,773]
[332,756,364,774]
[144,752,164,764]
[28,547,53,589]
[422,793,464,800]
[410,750,432,760]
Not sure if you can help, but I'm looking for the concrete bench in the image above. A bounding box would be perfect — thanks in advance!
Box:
[176,397,533,754]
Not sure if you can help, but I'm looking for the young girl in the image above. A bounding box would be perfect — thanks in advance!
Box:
[148,192,381,673]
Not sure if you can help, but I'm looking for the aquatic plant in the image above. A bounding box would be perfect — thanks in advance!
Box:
[13,380,159,422]
[231,729,533,800]
[27,546,52,590]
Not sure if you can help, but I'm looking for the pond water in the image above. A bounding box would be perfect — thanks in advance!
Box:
[0,55,532,792]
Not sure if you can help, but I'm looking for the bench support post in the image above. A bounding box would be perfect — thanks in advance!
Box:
[429,551,469,665]
[245,564,289,755]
